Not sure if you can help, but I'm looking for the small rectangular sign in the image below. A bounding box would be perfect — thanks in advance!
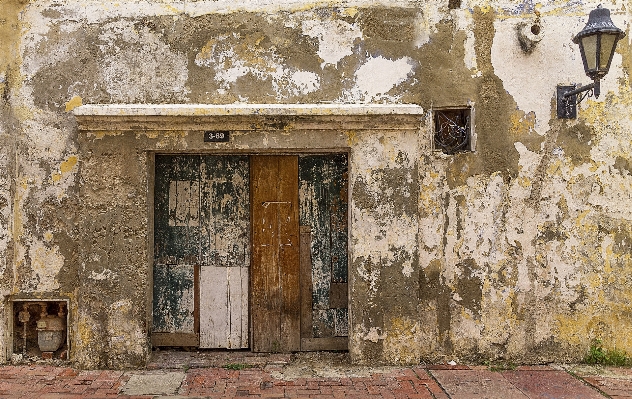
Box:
[204,131,230,142]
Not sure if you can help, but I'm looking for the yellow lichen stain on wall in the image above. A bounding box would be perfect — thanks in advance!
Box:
[509,111,536,137]
[477,5,494,14]
[545,158,563,176]
[554,218,632,354]
[52,156,78,182]
[196,39,217,64]
[64,96,83,112]
[237,33,272,70]
[60,156,78,173]
[345,130,358,146]
[0,0,27,96]
[419,185,440,211]
[556,308,632,351]
[517,176,531,188]
[160,4,181,15]
[581,100,607,127]
[383,316,421,364]
[343,7,358,17]
[12,105,34,121]
[77,317,95,348]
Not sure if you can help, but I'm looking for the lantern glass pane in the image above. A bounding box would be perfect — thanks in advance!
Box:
[599,33,617,70]
[581,34,598,71]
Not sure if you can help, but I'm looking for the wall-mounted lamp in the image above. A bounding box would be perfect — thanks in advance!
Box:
[557,5,626,119]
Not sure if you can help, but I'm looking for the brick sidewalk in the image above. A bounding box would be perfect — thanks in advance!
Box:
[0,366,130,399]
[0,363,628,398]
[180,367,446,398]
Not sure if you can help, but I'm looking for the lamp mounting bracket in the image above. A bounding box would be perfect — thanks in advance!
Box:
[556,81,599,119]
[557,85,578,119]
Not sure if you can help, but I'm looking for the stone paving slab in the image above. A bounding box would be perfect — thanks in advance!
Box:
[568,365,632,398]
[119,371,185,396]
[580,376,632,398]
[431,369,530,399]
[502,370,605,399]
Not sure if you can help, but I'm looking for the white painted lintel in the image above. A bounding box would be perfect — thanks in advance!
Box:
[73,103,425,117]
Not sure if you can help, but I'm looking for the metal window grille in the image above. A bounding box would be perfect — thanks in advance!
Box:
[434,108,471,154]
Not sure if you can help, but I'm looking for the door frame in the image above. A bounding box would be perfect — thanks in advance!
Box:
[148,149,351,350]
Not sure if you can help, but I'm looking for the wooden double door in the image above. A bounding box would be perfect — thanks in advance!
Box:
[152,154,348,352]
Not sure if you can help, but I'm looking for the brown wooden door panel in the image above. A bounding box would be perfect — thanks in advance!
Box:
[251,156,300,352]
[250,156,281,352]
[278,156,301,351]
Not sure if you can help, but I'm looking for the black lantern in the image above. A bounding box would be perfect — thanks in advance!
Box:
[557,5,626,118]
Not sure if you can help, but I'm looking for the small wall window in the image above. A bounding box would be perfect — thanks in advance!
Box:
[433,107,473,154]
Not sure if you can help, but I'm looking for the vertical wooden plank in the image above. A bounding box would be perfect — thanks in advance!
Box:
[199,156,250,268]
[251,155,300,352]
[251,155,282,352]
[328,154,349,284]
[168,180,177,227]
[194,264,200,336]
[279,156,300,351]
[154,155,201,264]
[199,266,248,349]
[171,181,200,227]
[198,155,250,349]
[152,264,196,333]
[240,266,249,348]
[300,226,314,340]
[227,266,243,348]
[199,266,228,348]
[334,308,349,337]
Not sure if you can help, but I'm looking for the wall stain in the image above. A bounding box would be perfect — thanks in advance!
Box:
[454,258,482,316]
[419,259,453,353]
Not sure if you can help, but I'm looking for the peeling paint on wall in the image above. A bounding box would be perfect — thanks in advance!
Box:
[98,20,190,102]
[346,56,415,102]
[302,17,362,67]
[195,32,320,100]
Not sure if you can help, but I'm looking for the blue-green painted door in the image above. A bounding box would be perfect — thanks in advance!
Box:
[298,154,349,350]
[152,155,250,348]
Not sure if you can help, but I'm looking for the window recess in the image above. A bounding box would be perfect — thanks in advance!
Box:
[433,107,474,155]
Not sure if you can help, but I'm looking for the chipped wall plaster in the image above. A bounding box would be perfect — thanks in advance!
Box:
[302,17,363,67]
[346,56,415,102]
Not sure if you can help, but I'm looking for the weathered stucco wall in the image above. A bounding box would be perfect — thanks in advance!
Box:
[1,0,631,368]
